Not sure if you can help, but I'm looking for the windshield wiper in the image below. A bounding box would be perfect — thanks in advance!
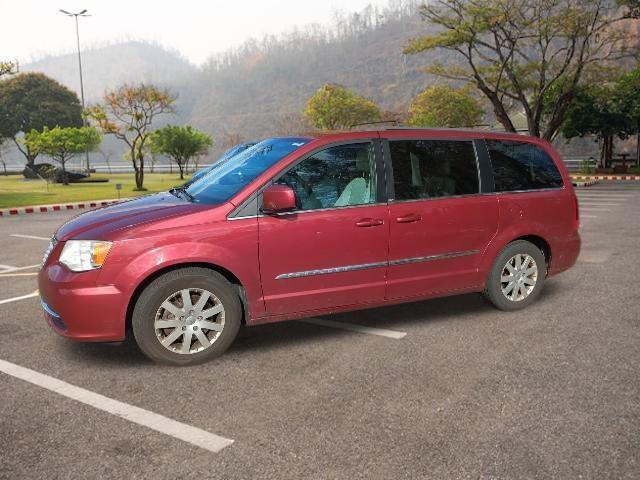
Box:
[169,186,194,202]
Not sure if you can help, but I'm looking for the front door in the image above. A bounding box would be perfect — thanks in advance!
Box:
[384,138,499,300]
[258,141,389,316]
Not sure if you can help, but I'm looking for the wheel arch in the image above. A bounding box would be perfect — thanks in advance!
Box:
[480,230,553,285]
[124,262,249,335]
[511,234,551,274]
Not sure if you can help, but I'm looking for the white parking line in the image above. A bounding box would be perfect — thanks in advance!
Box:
[581,215,598,219]
[0,291,39,305]
[0,264,41,273]
[0,359,234,453]
[0,272,38,277]
[578,202,621,206]
[10,234,50,241]
[579,208,610,212]
[577,194,630,197]
[301,318,407,339]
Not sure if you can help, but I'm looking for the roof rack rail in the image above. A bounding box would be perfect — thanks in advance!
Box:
[383,126,528,135]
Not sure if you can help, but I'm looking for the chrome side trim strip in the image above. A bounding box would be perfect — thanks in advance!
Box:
[388,249,479,266]
[275,249,480,280]
[275,261,388,280]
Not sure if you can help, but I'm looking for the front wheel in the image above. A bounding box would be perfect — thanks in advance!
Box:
[483,240,546,311]
[132,268,241,366]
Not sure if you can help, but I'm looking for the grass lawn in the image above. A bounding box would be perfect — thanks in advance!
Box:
[0,173,189,208]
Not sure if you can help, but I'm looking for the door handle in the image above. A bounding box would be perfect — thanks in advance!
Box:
[396,213,422,224]
[355,218,384,227]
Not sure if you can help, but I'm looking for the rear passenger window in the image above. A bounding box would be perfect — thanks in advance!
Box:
[389,140,479,200]
[486,140,563,191]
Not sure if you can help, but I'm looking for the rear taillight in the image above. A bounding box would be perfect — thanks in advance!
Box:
[572,193,580,226]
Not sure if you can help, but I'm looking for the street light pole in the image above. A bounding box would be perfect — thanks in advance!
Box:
[60,9,90,174]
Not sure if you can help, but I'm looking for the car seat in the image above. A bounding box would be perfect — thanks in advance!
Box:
[334,148,372,207]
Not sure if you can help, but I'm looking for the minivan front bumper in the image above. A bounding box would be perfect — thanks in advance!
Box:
[38,263,126,342]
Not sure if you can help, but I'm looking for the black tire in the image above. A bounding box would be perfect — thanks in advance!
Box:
[132,267,241,366]
[483,240,546,311]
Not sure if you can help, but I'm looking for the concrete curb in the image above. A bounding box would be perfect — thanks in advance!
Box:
[0,198,128,217]
[571,175,640,181]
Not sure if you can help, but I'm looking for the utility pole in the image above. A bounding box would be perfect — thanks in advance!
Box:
[60,9,91,174]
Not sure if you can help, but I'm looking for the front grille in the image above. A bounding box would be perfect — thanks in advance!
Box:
[42,236,58,267]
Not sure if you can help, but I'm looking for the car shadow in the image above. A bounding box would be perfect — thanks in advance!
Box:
[58,336,150,366]
[231,292,491,353]
[59,284,563,364]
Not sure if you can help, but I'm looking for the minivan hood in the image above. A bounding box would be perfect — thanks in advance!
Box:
[55,192,210,241]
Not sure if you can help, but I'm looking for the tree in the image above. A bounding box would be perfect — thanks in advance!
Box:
[0,73,83,166]
[150,125,213,179]
[559,84,629,167]
[87,84,175,190]
[304,84,381,130]
[0,138,10,176]
[407,85,484,127]
[23,126,101,185]
[0,61,16,77]
[616,67,640,167]
[404,0,639,140]
[273,112,313,136]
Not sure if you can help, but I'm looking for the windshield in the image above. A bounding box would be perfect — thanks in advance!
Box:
[186,142,257,186]
[185,137,311,204]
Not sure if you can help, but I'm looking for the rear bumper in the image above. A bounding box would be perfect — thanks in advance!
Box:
[38,264,127,342]
[549,230,581,276]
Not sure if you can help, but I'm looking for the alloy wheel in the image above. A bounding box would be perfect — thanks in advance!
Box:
[154,288,225,354]
[500,254,538,302]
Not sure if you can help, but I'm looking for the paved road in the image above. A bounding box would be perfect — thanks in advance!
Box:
[1,183,639,479]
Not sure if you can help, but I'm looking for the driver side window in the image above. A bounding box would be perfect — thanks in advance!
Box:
[275,142,376,211]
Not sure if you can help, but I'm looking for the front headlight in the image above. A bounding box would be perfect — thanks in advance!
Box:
[59,240,113,272]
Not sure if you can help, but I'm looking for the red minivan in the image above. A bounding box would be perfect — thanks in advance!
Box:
[39,129,581,365]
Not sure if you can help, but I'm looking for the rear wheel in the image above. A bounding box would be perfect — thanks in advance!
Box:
[484,240,546,311]
[132,268,241,366]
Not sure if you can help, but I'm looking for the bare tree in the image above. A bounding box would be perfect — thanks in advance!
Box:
[404,0,640,139]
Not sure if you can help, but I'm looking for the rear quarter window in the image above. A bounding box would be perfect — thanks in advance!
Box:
[486,140,563,192]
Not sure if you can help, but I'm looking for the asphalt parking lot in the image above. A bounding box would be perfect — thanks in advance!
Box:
[1,183,639,479]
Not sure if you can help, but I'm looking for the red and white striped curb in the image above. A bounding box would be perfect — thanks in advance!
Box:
[0,198,128,217]
[572,175,640,181]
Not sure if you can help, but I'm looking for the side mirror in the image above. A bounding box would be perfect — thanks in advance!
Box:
[261,184,296,214]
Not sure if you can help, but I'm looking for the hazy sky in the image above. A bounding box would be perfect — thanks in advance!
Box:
[1,0,392,65]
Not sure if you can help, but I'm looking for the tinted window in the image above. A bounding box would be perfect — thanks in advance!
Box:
[186,137,310,204]
[276,142,376,211]
[389,140,479,200]
[486,140,563,191]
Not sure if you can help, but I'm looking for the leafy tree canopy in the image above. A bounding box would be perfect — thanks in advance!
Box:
[617,66,640,126]
[87,83,176,190]
[0,73,83,164]
[0,61,16,77]
[150,125,212,179]
[23,126,101,184]
[559,85,628,139]
[404,0,640,140]
[304,84,381,130]
[407,84,483,128]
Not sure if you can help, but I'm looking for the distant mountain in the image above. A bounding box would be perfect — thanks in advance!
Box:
[18,1,442,156]
[23,41,197,102]
[183,3,438,140]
